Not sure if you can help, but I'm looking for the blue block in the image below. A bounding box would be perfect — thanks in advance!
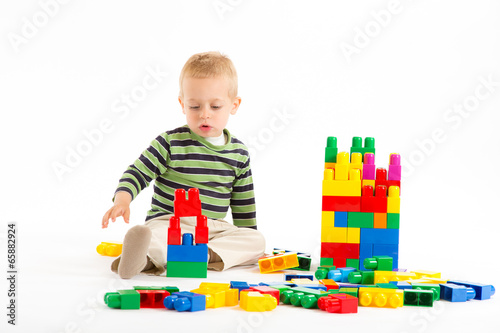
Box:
[390,281,412,290]
[360,228,399,245]
[164,291,206,312]
[334,211,348,227]
[301,284,327,291]
[230,281,250,293]
[338,267,356,283]
[447,280,495,300]
[167,243,208,262]
[259,281,296,287]
[327,269,342,281]
[284,274,314,281]
[359,243,373,259]
[440,283,475,302]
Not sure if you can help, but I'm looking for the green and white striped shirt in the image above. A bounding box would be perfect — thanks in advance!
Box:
[115,125,257,228]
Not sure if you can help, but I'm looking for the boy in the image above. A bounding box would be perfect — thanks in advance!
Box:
[101,52,265,279]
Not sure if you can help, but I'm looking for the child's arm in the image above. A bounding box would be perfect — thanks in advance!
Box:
[102,191,132,228]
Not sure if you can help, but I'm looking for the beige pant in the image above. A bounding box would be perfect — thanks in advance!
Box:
[140,214,265,275]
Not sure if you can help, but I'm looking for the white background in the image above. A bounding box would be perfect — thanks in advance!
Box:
[1,0,499,332]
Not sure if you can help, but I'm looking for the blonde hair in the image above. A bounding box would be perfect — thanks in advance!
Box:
[179,51,238,99]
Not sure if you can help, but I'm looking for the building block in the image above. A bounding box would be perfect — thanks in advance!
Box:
[167,235,208,262]
[364,255,393,271]
[272,248,311,271]
[349,153,363,173]
[334,211,348,227]
[191,283,238,308]
[164,291,206,312]
[347,228,360,244]
[373,213,387,229]
[388,154,401,181]
[325,137,338,163]
[411,270,441,279]
[320,257,334,266]
[387,213,400,229]
[387,186,400,214]
[404,289,434,307]
[104,289,140,310]
[96,242,122,257]
[334,152,350,180]
[374,271,417,283]
[195,215,209,244]
[338,288,359,298]
[281,286,334,309]
[258,253,299,273]
[391,281,412,290]
[321,211,335,227]
[327,269,342,282]
[323,168,362,196]
[315,266,337,280]
[347,212,374,228]
[167,216,182,246]
[166,261,208,278]
[350,137,375,162]
[338,267,357,283]
[345,259,360,270]
[319,279,340,290]
[439,283,476,302]
[318,293,358,313]
[360,185,387,213]
[173,188,202,217]
[323,196,361,212]
[348,271,375,285]
[230,281,250,296]
[363,153,376,180]
[358,287,404,308]
[360,228,399,245]
[321,226,347,243]
[240,291,277,311]
[136,290,171,308]
[373,244,399,265]
[447,280,496,300]
[410,283,441,301]
[250,286,280,304]
[359,243,373,260]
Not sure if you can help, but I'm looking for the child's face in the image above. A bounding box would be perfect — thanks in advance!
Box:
[179,76,240,138]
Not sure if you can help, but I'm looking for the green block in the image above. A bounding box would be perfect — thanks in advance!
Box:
[325,137,338,163]
[404,289,434,307]
[134,286,179,293]
[346,259,359,270]
[387,213,400,229]
[166,261,207,278]
[411,283,441,301]
[315,265,337,280]
[290,255,312,271]
[376,283,398,289]
[320,257,334,266]
[348,270,375,285]
[338,287,358,298]
[374,255,393,271]
[348,212,374,228]
[350,137,375,162]
[268,285,292,294]
[104,289,140,309]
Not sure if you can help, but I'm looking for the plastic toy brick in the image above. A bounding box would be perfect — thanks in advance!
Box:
[374,271,417,284]
[338,288,359,298]
[322,196,361,212]
[373,244,398,265]
[364,255,393,271]
[134,286,179,292]
[318,293,358,313]
[334,152,350,180]
[104,289,140,310]
[360,228,399,245]
[291,278,314,285]
[346,259,360,270]
[333,211,347,228]
[167,216,182,245]
[319,279,340,290]
[166,261,208,278]
[350,137,375,162]
[285,273,315,281]
[301,284,328,291]
[375,167,388,188]
[347,227,360,244]
[320,257,334,266]
[363,153,376,180]
[191,283,238,308]
[387,213,400,229]
[258,252,299,273]
[240,291,277,311]
[230,281,250,296]
[164,291,206,312]
[411,270,441,279]
[321,242,360,259]
[404,289,434,307]
[323,168,362,197]
[390,281,412,290]
[360,185,387,213]
[338,267,357,283]
[439,283,476,302]
[348,271,375,285]
[373,213,387,229]
[167,233,208,263]
[387,186,400,214]
[325,137,338,163]
[321,211,335,227]
[411,283,440,301]
[194,215,209,244]
[349,152,363,173]
[447,280,496,300]
[293,255,312,271]
[315,266,337,280]
[137,289,171,308]
[358,287,404,308]
[96,242,122,257]
[347,212,374,228]
[250,286,280,304]
[321,226,347,243]
[282,286,334,309]
[388,154,401,181]
[327,269,342,282]
[359,243,373,260]
[173,188,202,217]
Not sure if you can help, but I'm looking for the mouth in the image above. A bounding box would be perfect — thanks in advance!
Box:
[199,124,212,132]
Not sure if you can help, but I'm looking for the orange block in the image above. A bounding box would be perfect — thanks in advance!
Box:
[373,213,387,229]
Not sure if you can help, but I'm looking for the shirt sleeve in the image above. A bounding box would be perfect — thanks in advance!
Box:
[114,134,170,201]
[230,156,257,227]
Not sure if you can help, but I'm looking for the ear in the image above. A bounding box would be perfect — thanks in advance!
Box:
[230,97,241,115]
[178,96,186,114]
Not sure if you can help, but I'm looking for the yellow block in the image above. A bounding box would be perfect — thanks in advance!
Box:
[240,291,277,312]
[325,162,336,169]
[347,228,360,244]
[258,253,299,273]
[408,277,449,284]
[322,226,347,243]
[374,271,417,284]
[291,278,314,285]
[321,211,335,227]
[410,270,441,279]
[322,169,361,196]
[334,152,350,180]
[358,288,404,308]
[96,242,122,257]
[362,179,375,188]
[387,186,400,214]
[349,152,363,174]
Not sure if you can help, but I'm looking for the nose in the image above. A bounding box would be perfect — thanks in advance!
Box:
[200,107,211,119]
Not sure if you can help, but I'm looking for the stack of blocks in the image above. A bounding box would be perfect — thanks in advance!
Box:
[321,137,401,271]
[167,188,209,278]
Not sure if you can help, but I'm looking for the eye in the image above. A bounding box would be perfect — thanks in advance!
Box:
[211,105,221,109]
[189,106,200,110]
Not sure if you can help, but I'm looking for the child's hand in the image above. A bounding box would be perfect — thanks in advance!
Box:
[102,192,132,228]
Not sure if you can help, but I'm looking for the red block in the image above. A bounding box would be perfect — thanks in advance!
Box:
[174,188,202,217]
[333,258,346,267]
[373,185,388,213]
[195,215,209,244]
[137,290,171,308]
[167,216,181,245]
[321,243,359,259]
[360,185,375,212]
[322,196,361,212]
[250,286,280,304]
[318,293,358,313]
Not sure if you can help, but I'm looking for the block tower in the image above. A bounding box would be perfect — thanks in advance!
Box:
[166,188,209,278]
[320,137,401,271]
